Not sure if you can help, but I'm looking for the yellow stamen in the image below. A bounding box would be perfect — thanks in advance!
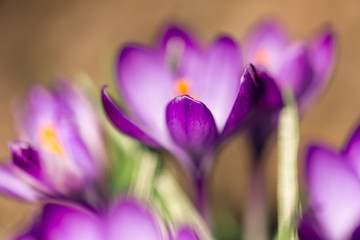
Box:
[39,125,65,156]
[175,78,190,96]
[254,48,270,66]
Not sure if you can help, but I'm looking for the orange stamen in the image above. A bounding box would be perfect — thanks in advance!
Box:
[254,48,270,66]
[175,78,191,96]
[39,124,65,156]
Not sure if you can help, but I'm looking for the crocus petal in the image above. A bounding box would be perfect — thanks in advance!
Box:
[102,87,160,148]
[14,86,58,143]
[10,141,41,179]
[107,199,166,240]
[40,203,103,240]
[298,221,324,240]
[190,36,243,131]
[54,79,106,165]
[298,209,325,240]
[343,124,360,179]
[175,226,200,240]
[351,226,360,240]
[244,19,289,71]
[275,43,312,99]
[245,67,282,154]
[306,145,360,240]
[160,25,199,52]
[166,96,218,163]
[55,112,97,180]
[116,45,173,138]
[309,27,336,82]
[0,164,40,201]
[254,66,283,110]
[300,28,337,111]
[222,64,258,139]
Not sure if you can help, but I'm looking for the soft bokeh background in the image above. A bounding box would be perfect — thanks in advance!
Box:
[1,0,360,237]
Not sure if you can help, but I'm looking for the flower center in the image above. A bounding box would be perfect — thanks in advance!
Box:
[39,124,65,156]
[175,78,191,96]
[254,48,270,66]
[174,78,196,99]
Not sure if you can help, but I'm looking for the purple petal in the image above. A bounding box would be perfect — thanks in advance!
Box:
[254,66,283,110]
[54,78,106,165]
[55,111,98,180]
[244,67,282,155]
[159,24,204,90]
[102,87,160,148]
[13,85,58,143]
[0,164,40,201]
[10,141,41,179]
[222,64,258,139]
[116,45,173,138]
[298,209,325,240]
[300,28,337,111]
[351,225,360,240]
[190,36,243,131]
[343,124,360,179]
[160,25,199,52]
[244,19,289,71]
[306,145,360,240]
[175,226,200,240]
[107,198,166,240]
[166,96,218,163]
[275,43,312,99]
[309,27,336,81]
[40,203,103,240]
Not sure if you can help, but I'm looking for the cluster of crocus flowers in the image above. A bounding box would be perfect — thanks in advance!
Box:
[0,80,106,203]
[0,18,343,240]
[0,78,206,240]
[299,123,360,240]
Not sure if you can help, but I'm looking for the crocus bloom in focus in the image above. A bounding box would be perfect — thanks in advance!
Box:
[244,19,336,154]
[14,198,200,240]
[0,79,106,202]
[298,123,360,240]
[102,25,258,182]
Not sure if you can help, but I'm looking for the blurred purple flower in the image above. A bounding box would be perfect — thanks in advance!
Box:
[13,198,200,240]
[244,19,336,155]
[0,79,106,202]
[102,25,258,186]
[298,123,360,240]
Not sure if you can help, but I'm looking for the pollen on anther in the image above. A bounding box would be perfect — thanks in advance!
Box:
[254,48,270,66]
[175,78,190,96]
[39,124,65,156]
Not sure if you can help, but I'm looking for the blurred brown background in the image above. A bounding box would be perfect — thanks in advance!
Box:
[0,0,360,238]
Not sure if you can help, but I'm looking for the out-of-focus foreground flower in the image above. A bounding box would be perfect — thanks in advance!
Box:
[244,19,336,155]
[299,124,360,240]
[13,197,199,240]
[102,26,258,212]
[0,79,106,203]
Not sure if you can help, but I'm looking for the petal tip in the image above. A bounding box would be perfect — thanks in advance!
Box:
[243,64,259,88]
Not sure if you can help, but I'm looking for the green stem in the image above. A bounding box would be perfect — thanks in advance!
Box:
[276,90,300,240]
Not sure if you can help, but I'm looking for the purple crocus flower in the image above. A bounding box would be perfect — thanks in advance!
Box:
[13,198,201,240]
[102,25,258,211]
[244,19,336,154]
[0,79,106,202]
[298,123,360,240]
